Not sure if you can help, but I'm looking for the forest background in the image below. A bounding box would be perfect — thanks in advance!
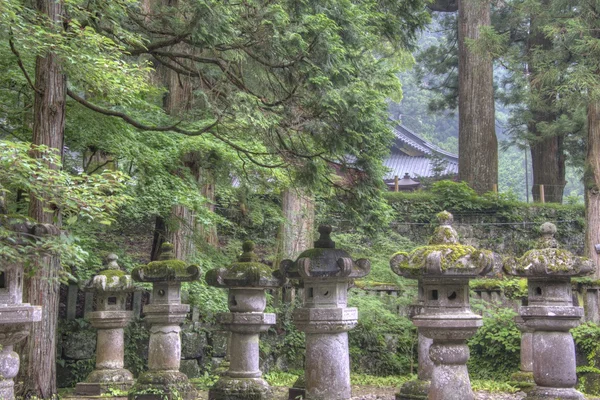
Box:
[2,0,600,398]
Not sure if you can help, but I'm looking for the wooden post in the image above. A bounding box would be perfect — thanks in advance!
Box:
[394,175,399,192]
[540,184,545,203]
[493,184,498,193]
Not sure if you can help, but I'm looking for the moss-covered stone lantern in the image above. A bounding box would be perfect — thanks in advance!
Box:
[390,211,497,400]
[75,254,136,396]
[205,241,284,400]
[504,222,595,400]
[130,243,200,400]
[280,225,370,400]
[0,223,46,400]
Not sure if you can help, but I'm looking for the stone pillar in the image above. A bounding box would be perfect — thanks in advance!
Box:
[583,285,600,323]
[130,243,200,400]
[504,222,595,400]
[0,224,48,399]
[510,315,535,391]
[281,226,371,400]
[75,254,135,396]
[0,223,49,399]
[391,211,498,400]
[397,281,433,400]
[205,242,283,399]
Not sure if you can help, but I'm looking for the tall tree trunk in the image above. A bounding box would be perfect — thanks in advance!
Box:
[277,189,315,264]
[527,5,566,203]
[457,0,498,194]
[199,169,218,247]
[585,101,600,279]
[148,0,219,260]
[148,0,196,260]
[17,0,66,397]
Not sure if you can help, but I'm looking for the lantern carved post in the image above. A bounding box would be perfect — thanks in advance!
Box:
[130,243,200,400]
[504,222,595,400]
[280,225,370,400]
[205,241,284,400]
[0,223,48,399]
[391,211,497,400]
[75,254,136,396]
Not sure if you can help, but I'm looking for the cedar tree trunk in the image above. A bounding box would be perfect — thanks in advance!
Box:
[17,0,66,397]
[277,189,315,263]
[528,5,566,203]
[585,101,600,279]
[457,0,498,194]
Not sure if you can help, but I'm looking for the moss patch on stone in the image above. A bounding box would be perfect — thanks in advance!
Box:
[508,248,592,275]
[206,262,278,288]
[143,259,188,276]
[97,269,126,280]
[393,244,491,273]
[297,248,327,258]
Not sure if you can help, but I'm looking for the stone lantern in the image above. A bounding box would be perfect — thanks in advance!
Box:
[280,225,370,400]
[205,241,284,400]
[130,243,200,400]
[0,223,50,399]
[75,254,136,396]
[504,222,595,400]
[395,279,433,400]
[390,211,497,400]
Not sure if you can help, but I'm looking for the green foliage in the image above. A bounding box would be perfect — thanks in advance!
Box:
[348,292,417,376]
[190,373,220,391]
[470,278,528,300]
[124,319,150,377]
[468,307,521,380]
[264,370,301,387]
[334,231,415,285]
[350,373,412,387]
[0,141,130,270]
[572,322,600,371]
[471,379,520,393]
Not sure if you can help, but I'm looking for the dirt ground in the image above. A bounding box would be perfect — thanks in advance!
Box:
[195,386,530,399]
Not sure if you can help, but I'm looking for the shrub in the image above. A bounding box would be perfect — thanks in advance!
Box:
[468,307,521,380]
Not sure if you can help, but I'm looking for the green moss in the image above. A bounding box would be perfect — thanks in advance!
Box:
[393,244,492,273]
[517,248,576,272]
[228,262,275,278]
[97,269,126,279]
[470,278,504,290]
[143,259,188,275]
[297,248,327,258]
[573,277,600,286]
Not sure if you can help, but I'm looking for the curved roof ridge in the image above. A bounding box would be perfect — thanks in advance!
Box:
[389,119,458,162]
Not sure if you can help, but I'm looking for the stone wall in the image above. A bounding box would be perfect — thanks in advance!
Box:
[392,209,585,256]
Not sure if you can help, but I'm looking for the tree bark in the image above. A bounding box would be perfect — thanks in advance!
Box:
[148,0,202,261]
[527,6,565,203]
[457,0,498,194]
[17,0,66,397]
[277,189,315,263]
[585,101,600,279]
[199,168,218,247]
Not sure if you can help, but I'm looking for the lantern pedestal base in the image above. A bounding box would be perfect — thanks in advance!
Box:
[396,379,430,400]
[129,371,196,400]
[526,387,584,400]
[209,377,272,400]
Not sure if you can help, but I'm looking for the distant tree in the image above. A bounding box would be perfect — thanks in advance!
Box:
[457,0,498,193]
[419,1,498,194]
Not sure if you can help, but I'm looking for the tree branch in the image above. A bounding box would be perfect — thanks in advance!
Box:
[8,37,42,96]
[66,89,218,136]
